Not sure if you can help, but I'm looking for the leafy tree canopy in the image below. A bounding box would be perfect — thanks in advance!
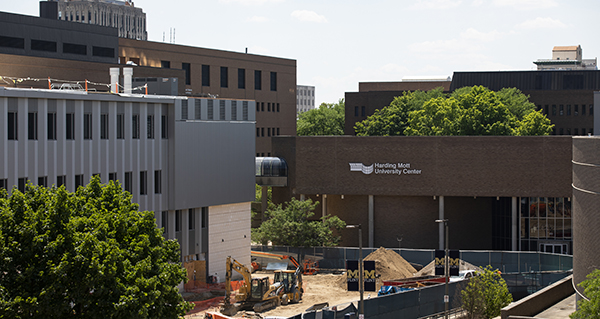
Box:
[461,266,513,319]
[297,99,345,136]
[251,198,346,247]
[0,176,192,318]
[571,269,600,319]
[355,86,553,136]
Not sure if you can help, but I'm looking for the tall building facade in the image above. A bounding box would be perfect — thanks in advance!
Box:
[296,85,315,114]
[41,0,147,40]
[0,84,255,280]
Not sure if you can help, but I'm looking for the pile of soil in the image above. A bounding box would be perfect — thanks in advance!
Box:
[335,247,417,290]
[415,259,482,276]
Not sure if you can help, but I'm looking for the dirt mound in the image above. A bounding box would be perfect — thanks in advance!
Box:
[415,259,482,276]
[335,247,417,290]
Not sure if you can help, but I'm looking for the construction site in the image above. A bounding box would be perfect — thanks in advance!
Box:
[180,247,501,319]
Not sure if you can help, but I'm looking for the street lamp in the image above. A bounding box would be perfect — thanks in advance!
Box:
[435,219,449,319]
[346,224,363,319]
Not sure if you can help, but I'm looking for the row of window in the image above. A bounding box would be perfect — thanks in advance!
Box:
[59,9,145,33]
[161,61,277,91]
[256,101,280,113]
[2,170,162,196]
[0,36,115,58]
[542,104,593,116]
[256,127,280,138]
[7,111,167,141]
[181,99,249,121]
[162,207,208,234]
[297,90,314,97]
[354,106,366,117]
[298,99,313,106]
[554,128,593,136]
[257,152,272,157]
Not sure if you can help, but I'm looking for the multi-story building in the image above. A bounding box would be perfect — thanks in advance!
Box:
[534,45,597,70]
[0,82,255,280]
[0,8,296,156]
[296,85,315,114]
[40,0,147,40]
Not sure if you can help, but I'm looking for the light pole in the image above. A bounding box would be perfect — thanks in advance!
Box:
[347,224,363,319]
[435,219,449,319]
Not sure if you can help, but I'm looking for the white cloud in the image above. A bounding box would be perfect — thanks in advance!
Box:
[291,10,328,23]
[493,0,558,10]
[460,28,504,42]
[247,16,268,23]
[219,0,283,5]
[516,17,566,29]
[410,0,462,10]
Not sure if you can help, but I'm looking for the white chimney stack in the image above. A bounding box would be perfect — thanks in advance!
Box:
[110,67,120,93]
[123,67,133,94]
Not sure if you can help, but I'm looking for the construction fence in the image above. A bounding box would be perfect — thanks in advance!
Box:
[251,246,573,273]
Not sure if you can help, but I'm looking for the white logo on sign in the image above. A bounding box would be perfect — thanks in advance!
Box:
[349,163,373,175]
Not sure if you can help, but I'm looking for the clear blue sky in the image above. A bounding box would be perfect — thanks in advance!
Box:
[4,0,599,105]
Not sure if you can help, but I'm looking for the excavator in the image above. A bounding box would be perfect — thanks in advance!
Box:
[221,255,303,316]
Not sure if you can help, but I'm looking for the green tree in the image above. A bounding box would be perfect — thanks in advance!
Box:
[297,99,345,136]
[571,269,600,319]
[251,198,346,247]
[355,88,446,136]
[514,110,554,136]
[461,266,513,319]
[0,176,192,318]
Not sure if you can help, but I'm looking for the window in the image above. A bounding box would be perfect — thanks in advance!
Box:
[277,103,280,112]
[161,211,168,232]
[544,105,549,114]
[277,128,280,135]
[8,112,17,140]
[48,112,56,140]
[254,70,262,90]
[559,128,564,135]
[574,128,579,135]
[361,106,366,117]
[28,112,37,140]
[232,101,237,121]
[268,103,271,112]
[175,210,181,232]
[195,99,201,119]
[117,113,124,139]
[92,46,114,58]
[238,68,246,89]
[201,207,208,228]
[109,172,117,182]
[261,127,264,137]
[132,114,139,139]
[243,101,248,120]
[220,100,225,120]
[268,128,271,137]
[18,178,26,193]
[567,128,571,135]
[261,102,264,112]
[582,128,586,135]
[552,105,556,116]
[75,174,84,189]
[57,175,66,187]
[270,72,277,91]
[202,65,210,87]
[559,105,564,116]
[161,115,168,139]
[66,113,75,140]
[582,105,586,115]
[207,100,214,120]
[83,113,92,140]
[101,113,108,139]
[355,106,359,116]
[590,105,594,115]
[38,176,48,187]
[567,105,571,116]
[256,102,260,112]
[182,62,191,85]
[256,128,260,137]
[182,100,190,119]
[139,171,147,195]
[0,179,6,190]
[574,105,579,116]
[161,60,170,68]
[220,66,228,88]
[31,39,57,52]
[63,43,87,55]
[0,35,25,49]
[154,170,161,194]
[147,115,154,139]
[124,172,132,193]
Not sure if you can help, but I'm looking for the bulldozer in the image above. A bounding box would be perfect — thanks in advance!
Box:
[221,256,283,316]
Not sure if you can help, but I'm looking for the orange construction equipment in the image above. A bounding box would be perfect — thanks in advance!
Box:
[251,251,319,275]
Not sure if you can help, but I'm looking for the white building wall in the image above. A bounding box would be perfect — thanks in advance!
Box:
[296,85,316,114]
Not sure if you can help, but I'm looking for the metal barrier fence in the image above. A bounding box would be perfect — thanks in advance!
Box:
[251,245,573,272]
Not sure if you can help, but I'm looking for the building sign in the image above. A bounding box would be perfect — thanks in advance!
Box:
[349,162,422,175]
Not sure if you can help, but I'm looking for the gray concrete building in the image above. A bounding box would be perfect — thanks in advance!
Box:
[0,79,255,281]
[296,85,315,114]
